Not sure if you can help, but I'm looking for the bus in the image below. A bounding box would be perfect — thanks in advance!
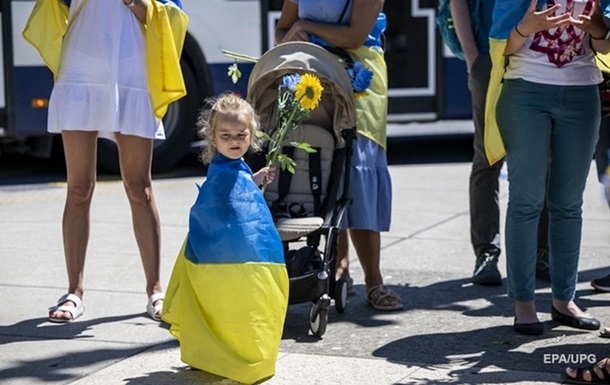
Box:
[1,0,471,172]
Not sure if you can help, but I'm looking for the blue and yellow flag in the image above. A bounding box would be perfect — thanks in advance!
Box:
[484,0,610,165]
[162,154,289,385]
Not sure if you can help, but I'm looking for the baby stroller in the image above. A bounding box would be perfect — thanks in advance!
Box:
[247,42,357,337]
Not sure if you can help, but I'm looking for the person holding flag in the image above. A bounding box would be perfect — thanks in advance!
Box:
[22,0,188,322]
[484,0,610,336]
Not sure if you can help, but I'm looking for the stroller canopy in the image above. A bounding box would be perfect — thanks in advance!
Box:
[247,42,356,136]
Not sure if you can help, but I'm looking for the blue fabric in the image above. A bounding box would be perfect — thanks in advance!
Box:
[185,154,284,265]
[157,0,183,9]
[497,78,599,302]
[292,0,352,23]
[490,0,610,40]
[309,14,385,48]
[476,0,495,53]
[339,135,392,231]
[292,0,385,48]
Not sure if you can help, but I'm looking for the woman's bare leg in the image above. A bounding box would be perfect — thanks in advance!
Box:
[49,131,98,320]
[116,134,162,304]
[348,229,401,308]
[514,300,539,324]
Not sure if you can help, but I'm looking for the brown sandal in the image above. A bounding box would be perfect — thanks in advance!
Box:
[365,284,403,311]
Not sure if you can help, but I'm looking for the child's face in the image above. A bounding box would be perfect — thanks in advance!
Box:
[213,118,251,160]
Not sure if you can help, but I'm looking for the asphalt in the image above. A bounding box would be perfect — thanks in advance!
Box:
[2,149,610,385]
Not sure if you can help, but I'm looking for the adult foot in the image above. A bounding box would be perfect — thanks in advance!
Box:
[513,318,543,335]
[514,300,540,324]
[49,293,84,323]
[565,357,610,384]
[552,300,595,321]
[551,300,600,331]
[551,306,600,331]
[366,284,403,311]
[147,292,165,321]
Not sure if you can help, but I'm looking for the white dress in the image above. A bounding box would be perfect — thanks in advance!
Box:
[47,0,164,141]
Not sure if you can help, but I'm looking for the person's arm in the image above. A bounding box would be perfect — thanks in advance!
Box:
[591,28,610,54]
[276,0,384,49]
[504,0,571,56]
[275,1,302,44]
[124,0,148,24]
[450,0,478,72]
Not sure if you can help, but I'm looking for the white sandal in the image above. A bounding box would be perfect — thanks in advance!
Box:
[48,293,84,323]
[146,292,164,321]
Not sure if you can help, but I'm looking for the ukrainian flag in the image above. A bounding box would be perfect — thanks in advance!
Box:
[484,0,610,165]
[162,154,289,385]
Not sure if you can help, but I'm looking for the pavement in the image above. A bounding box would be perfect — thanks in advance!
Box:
[2,147,610,385]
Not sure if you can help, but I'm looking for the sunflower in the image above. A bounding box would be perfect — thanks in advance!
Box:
[295,73,324,110]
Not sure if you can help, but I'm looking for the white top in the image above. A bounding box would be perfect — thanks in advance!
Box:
[504,0,602,86]
[47,0,164,141]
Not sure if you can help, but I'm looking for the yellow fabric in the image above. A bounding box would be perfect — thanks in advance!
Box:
[595,51,610,72]
[145,0,189,119]
[483,39,508,165]
[21,0,188,120]
[162,238,289,385]
[346,46,388,149]
[22,0,69,78]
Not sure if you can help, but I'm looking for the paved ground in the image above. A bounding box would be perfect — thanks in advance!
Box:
[1,156,610,384]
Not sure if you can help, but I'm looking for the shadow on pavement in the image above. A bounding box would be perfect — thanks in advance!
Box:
[373,326,609,384]
[0,314,172,384]
[124,367,243,385]
[0,313,156,344]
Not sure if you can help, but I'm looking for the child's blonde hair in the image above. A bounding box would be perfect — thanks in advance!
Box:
[197,93,262,164]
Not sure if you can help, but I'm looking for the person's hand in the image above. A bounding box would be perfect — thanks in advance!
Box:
[283,20,310,42]
[571,0,608,39]
[253,166,276,186]
[516,0,572,36]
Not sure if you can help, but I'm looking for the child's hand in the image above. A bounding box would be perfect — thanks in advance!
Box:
[253,166,276,186]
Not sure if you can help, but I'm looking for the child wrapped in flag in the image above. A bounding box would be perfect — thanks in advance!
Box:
[162,93,288,385]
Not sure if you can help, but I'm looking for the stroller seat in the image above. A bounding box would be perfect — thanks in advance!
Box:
[276,217,324,242]
[265,123,337,221]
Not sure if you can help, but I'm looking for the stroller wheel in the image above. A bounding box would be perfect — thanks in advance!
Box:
[309,303,328,337]
[334,278,348,313]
